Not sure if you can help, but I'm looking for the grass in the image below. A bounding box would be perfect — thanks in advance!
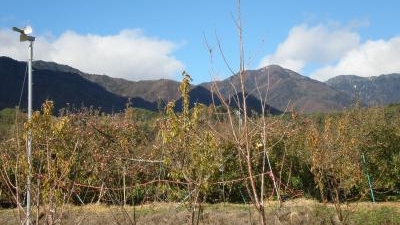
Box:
[346,202,400,225]
[0,199,399,224]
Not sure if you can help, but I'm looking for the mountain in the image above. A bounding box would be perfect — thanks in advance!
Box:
[3,56,400,115]
[201,65,354,113]
[326,74,400,106]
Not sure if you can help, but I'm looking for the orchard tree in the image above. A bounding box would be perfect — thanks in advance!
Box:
[306,108,364,222]
[158,71,222,225]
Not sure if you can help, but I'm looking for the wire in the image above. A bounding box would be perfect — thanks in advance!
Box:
[18,62,29,108]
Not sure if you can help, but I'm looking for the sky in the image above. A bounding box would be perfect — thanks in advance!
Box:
[1,0,399,84]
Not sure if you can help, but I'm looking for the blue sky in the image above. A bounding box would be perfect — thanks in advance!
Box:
[1,0,399,84]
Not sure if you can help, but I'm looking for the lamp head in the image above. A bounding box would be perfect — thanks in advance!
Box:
[23,26,32,35]
[12,26,35,42]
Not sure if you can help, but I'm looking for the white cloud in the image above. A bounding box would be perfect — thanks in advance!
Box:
[0,29,30,60]
[0,28,185,81]
[310,37,400,81]
[259,23,360,73]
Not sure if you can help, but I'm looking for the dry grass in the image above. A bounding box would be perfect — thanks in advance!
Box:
[0,198,399,224]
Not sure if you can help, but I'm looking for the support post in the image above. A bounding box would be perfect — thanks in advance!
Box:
[123,165,126,206]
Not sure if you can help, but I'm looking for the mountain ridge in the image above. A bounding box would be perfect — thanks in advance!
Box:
[2,56,400,114]
[200,65,354,113]
[326,74,400,106]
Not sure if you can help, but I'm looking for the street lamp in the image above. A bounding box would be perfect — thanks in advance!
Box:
[12,25,35,225]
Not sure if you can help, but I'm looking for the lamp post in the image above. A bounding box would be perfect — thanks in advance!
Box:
[12,25,35,225]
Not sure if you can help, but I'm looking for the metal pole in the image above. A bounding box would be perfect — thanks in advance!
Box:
[26,40,33,225]
[12,26,35,225]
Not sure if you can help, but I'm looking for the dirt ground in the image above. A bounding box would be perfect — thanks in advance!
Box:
[1,198,399,224]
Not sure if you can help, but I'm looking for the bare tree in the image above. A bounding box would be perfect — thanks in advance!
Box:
[204,1,283,224]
